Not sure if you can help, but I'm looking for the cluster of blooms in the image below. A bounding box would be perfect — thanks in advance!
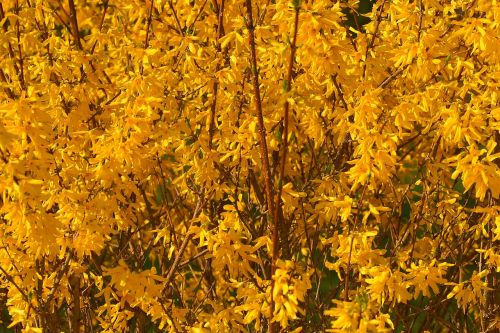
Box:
[0,0,498,332]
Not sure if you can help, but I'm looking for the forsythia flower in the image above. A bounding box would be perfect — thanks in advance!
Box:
[0,0,498,331]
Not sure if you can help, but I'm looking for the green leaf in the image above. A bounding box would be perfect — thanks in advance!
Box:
[282,79,289,92]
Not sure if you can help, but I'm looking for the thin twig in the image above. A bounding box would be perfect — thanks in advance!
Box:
[46,250,74,305]
[90,0,109,55]
[271,3,300,329]
[362,0,387,78]
[208,0,226,149]
[344,183,368,301]
[144,0,155,49]
[245,1,279,331]
[160,194,206,296]
[0,265,29,303]
[169,0,184,36]
[68,0,82,49]
[15,0,26,91]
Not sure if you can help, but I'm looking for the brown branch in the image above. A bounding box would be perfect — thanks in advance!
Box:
[245,0,278,331]
[274,1,300,219]
[51,7,72,35]
[179,249,209,268]
[439,0,478,38]
[56,0,71,20]
[378,64,407,89]
[34,258,45,324]
[68,0,82,49]
[45,250,74,305]
[144,0,155,49]
[90,0,109,55]
[0,69,15,99]
[69,275,81,333]
[245,0,275,221]
[168,0,184,36]
[15,0,26,91]
[344,183,368,301]
[257,0,271,25]
[362,0,387,79]
[417,0,424,42]
[160,194,205,296]
[188,0,209,33]
[0,3,23,93]
[249,168,265,207]
[0,265,29,304]
[139,0,155,76]
[208,0,226,149]
[271,3,300,329]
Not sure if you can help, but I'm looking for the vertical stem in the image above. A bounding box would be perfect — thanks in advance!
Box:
[140,0,155,76]
[0,3,20,80]
[134,309,146,333]
[244,1,276,331]
[169,0,184,35]
[70,275,81,333]
[68,0,82,49]
[362,0,386,79]
[344,183,368,301]
[90,0,109,55]
[15,0,25,91]
[161,195,205,297]
[144,0,155,49]
[273,0,300,262]
[245,0,275,221]
[343,236,355,302]
[67,0,87,84]
[209,0,226,149]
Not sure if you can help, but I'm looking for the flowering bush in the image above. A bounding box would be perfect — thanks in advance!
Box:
[0,0,499,332]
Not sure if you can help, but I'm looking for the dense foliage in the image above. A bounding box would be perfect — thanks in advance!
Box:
[0,0,499,332]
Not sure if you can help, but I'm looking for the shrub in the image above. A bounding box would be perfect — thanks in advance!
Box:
[0,0,498,332]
